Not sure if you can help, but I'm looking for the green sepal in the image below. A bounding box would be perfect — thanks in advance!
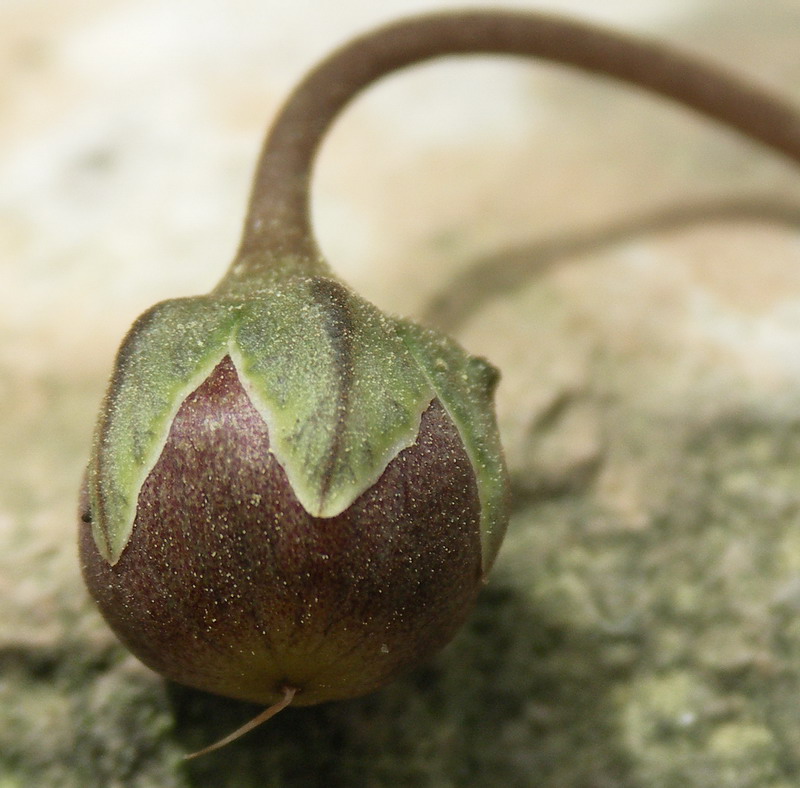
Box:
[395,319,510,576]
[232,278,434,519]
[88,296,241,563]
[88,277,436,564]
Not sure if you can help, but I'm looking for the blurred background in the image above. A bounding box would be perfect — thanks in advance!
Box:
[3,0,800,785]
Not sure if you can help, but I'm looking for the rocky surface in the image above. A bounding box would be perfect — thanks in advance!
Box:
[3,0,800,785]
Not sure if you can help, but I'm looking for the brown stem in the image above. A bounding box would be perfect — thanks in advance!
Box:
[183,685,297,760]
[228,9,800,282]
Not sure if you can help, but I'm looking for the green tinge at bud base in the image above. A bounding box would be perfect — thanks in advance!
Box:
[87,274,509,574]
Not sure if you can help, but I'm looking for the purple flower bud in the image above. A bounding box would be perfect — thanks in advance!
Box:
[80,278,508,708]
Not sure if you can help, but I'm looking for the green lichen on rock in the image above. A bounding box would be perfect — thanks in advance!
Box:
[0,642,188,788]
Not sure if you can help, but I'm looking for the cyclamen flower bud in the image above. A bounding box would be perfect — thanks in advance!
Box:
[80,275,509,707]
[79,6,800,755]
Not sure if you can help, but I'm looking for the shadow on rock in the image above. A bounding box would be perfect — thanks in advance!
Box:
[421,194,800,334]
[170,577,639,787]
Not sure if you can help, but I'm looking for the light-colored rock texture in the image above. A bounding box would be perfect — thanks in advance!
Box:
[3,0,800,785]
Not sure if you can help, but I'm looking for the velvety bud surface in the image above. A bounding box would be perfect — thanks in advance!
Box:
[80,355,483,706]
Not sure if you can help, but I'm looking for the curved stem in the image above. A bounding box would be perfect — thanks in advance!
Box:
[227,10,800,283]
[183,685,297,760]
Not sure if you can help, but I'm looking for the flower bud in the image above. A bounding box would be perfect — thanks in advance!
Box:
[80,274,508,706]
